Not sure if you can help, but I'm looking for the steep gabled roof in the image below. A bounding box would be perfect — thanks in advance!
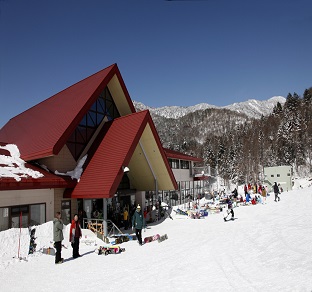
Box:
[0,64,135,161]
[70,110,177,199]
[163,148,202,163]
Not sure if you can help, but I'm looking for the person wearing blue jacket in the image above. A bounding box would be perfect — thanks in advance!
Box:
[132,204,146,245]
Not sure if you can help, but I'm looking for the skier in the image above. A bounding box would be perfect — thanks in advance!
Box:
[273,182,280,202]
[53,212,64,264]
[132,204,146,245]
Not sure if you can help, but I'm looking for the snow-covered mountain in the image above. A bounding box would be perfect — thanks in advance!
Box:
[133,96,286,119]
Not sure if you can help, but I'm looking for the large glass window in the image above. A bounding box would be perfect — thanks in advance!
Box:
[30,204,46,226]
[0,204,46,230]
[168,159,180,169]
[180,160,190,169]
[0,208,9,231]
[67,86,120,160]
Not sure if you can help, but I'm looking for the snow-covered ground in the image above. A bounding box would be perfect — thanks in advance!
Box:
[1,181,312,292]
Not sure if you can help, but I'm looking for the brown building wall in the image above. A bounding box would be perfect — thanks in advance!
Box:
[38,145,77,173]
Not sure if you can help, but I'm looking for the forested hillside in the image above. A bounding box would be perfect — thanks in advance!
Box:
[136,89,312,185]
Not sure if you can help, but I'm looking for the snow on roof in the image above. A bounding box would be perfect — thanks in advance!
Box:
[0,144,43,182]
[54,154,87,181]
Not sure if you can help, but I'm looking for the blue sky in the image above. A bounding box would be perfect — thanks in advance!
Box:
[0,0,312,128]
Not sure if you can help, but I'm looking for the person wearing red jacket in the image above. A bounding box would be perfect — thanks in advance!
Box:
[69,214,82,258]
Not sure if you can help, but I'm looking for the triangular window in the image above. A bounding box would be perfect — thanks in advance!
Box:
[66,86,120,160]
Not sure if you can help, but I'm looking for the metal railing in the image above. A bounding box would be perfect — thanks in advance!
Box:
[83,218,123,238]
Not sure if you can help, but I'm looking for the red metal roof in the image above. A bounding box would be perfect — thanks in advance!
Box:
[70,110,177,199]
[0,64,135,161]
[163,148,202,163]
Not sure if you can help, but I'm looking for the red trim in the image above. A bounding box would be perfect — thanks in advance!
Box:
[163,148,202,162]
[193,175,210,181]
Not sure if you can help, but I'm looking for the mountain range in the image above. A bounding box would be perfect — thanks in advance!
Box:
[132,96,287,152]
[133,96,286,120]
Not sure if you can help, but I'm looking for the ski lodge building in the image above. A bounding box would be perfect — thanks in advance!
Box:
[0,64,206,232]
[263,165,293,192]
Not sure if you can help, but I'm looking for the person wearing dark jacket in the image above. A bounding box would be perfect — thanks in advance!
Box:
[232,188,238,207]
[69,214,82,258]
[53,212,64,264]
[132,204,146,245]
[273,182,280,202]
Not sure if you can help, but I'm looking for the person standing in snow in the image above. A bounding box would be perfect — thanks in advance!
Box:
[224,197,234,221]
[132,204,146,245]
[123,207,129,229]
[69,214,82,258]
[261,186,267,204]
[273,182,280,202]
[244,184,248,196]
[232,188,238,207]
[53,212,64,264]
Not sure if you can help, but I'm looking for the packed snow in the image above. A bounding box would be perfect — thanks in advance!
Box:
[1,180,312,292]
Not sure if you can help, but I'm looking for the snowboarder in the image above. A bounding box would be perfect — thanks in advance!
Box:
[132,204,146,245]
[53,212,64,264]
[273,182,280,202]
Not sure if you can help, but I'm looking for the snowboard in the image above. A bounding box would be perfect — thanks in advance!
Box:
[174,208,188,216]
[144,234,160,244]
[224,217,237,222]
[158,234,168,243]
[111,234,136,245]
[97,245,125,255]
[28,227,37,255]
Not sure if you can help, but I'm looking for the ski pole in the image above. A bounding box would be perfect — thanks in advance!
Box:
[18,211,22,258]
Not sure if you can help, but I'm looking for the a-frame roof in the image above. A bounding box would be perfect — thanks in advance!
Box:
[70,110,178,199]
[0,64,135,161]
